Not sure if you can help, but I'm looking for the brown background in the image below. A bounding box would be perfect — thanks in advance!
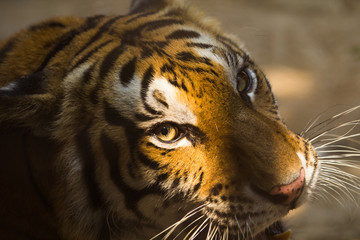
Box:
[1,0,359,239]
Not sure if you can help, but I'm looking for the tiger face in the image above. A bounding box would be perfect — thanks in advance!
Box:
[0,0,320,239]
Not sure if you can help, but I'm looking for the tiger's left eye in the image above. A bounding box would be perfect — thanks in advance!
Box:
[236,68,253,93]
[154,123,180,143]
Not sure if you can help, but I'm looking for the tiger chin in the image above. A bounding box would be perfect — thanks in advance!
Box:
[0,0,320,240]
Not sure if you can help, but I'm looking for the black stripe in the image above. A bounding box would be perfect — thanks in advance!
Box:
[73,15,122,59]
[103,100,145,146]
[29,20,66,32]
[101,132,162,218]
[160,62,174,72]
[141,66,163,115]
[156,173,169,182]
[166,30,200,39]
[99,45,124,80]
[104,101,144,148]
[101,132,136,211]
[76,125,105,209]
[35,15,104,73]
[81,64,95,85]
[172,178,180,188]
[71,39,113,71]
[153,90,169,108]
[193,172,204,192]
[120,57,137,85]
[0,71,45,96]
[176,51,197,62]
[104,101,132,127]
[142,19,183,32]
[210,69,219,77]
[176,51,213,66]
[0,39,16,66]
[181,82,188,92]
[137,151,161,170]
[126,11,156,24]
[186,42,213,49]
[140,46,153,58]
[90,81,101,105]
[135,113,156,121]
[154,96,169,108]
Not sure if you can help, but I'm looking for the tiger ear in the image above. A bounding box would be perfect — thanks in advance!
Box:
[0,71,57,134]
[129,0,177,14]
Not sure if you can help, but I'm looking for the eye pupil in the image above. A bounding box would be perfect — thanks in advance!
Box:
[160,127,169,136]
[237,69,252,93]
[154,123,180,143]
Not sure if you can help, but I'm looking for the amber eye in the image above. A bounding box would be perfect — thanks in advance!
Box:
[236,69,253,93]
[154,123,180,143]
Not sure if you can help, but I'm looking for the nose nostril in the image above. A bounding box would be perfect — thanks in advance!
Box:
[269,167,305,205]
[250,168,306,206]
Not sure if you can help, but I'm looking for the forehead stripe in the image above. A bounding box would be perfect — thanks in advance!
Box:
[99,45,124,80]
[73,15,122,59]
[120,57,137,86]
[186,42,213,49]
[176,51,213,66]
[35,16,104,73]
[166,29,201,39]
[141,65,163,116]
[71,39,113,71]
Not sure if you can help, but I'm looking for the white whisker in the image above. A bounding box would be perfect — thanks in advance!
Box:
[173,215,205,240]
[183,224,199,240]
[301,114,322,137]
[309,120,360,144]
[149,204,207,240]
[317,144,360,152]
[303,105,360,139]
[320,160,360,169]
[188,216,208,240]
[208,222,218,240]
[318,174,358,202]
[316,181,348,207]
[206,221,213,240]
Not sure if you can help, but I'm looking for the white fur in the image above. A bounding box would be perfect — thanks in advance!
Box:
[0,81,17,91]
[246,69,258,102]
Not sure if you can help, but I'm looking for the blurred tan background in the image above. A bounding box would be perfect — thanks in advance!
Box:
[1,0,360,239]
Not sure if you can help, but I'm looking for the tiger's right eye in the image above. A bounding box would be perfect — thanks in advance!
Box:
[154,123,180,143]
[236,68,253,93]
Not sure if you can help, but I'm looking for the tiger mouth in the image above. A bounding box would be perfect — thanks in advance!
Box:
[186,219,290,240]
[254,221,291,240]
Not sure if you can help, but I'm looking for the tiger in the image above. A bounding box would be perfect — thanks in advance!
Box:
[0,0,323,239]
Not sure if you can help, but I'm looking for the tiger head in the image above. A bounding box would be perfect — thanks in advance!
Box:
[0,0,319,239]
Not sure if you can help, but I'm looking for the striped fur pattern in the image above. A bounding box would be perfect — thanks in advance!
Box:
[0,0,320,239]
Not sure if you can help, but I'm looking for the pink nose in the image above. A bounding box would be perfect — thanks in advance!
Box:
[269,168,305,205]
